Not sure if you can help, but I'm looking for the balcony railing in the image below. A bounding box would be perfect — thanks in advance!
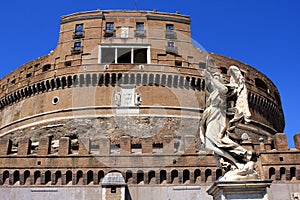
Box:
[166,31,177,39]
[73,31,85,39]
[166,46,178,55]
[104,29,116,37]
[134,30,146,38]
[71,46,83,54]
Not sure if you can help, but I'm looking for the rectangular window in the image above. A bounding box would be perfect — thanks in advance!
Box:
[74,42,81,48]
[166,24,174,32]
[166,24,177,39]
[74,24,84,38]
[134,48,147,63]
[99,45,150,64]
[135,22,146,37]
[75,24,83,33]
[106,22,114,33]
[117,48,131,63]
[72,42,82,54]
[136,22,144,31]
[101,48,115,63]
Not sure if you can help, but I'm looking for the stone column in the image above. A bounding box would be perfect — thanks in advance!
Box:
[142,136,153,154]
[294,133,300,150]
[274,133,288,151]
[18,138,31,156]
[99,137,110,155]
[58,137,70,156]
[0,139,12,155]
[120,136,131,154]
[38,136,52,155]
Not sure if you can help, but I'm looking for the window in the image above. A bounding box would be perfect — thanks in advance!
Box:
[166,24,174,32]
[74,24,84,38]
[104,22,114,37]
[75,24,83,33]
[72,42,82,54]
[166,24,177,39]
[135,22,146,37]
[99,45,150,64]
[166,42,178,54]
[101,48,115,63]
[42,64,51,72]
[117,48,131,63]
[106,22,114,32]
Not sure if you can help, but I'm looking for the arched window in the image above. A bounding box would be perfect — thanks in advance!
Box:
[142,74,148,86]
[87,171,93,185]
[194,169,201,183]
[67,76,73,87]
[92,74,98,86]
[160,170,167,184]
[125,171,133,183]
[280,167,286,181]
[60,77,66,89]
[205,169,212,182]
[24,170,30,185]
[98,171,104,184]
[123,74,129,84]
[2,171,9,185]
[105,73,110,86]
[34,171,41,185]
[56,78,61,89]
[154,74,160,86]
[149,74,154,86]
[111,73,117,86]
[117,73,123,85]
[148,170,155,184]
[45,171,51,185]
[167,75,172,87]
[136,74,142,86]
[79,74,85,87]
[98,74,104,86]
[76,171,83,185]
[183,169,190,184]
[173,76,178,88]
[13,171,20,185]
[171,170,178,184]
[290,167,296,181]
[55,171,62,185]
[85,74,91,86]
[130,74,135,84]
[137,170,144,184]
[269,167,275,180]
[179,76,184,88]
[66,171,72,185]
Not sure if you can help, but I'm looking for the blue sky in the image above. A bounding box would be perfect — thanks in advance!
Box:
[0,1,299,147]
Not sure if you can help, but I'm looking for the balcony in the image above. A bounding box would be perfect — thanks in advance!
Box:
[71,46,83,55]
[166,31,177,39]
[73,31,85,39]
[104,29,115,37]
[166,46,178,55]
[134,30,146,38]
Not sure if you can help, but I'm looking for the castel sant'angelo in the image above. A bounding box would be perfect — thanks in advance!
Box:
[0,9,299,200]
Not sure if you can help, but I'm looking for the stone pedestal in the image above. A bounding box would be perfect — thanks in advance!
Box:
[207,180,272,200]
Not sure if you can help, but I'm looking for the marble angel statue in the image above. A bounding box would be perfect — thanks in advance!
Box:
[200,66,257,181]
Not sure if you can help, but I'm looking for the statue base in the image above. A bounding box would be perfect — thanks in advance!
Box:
[207,180,272,200]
